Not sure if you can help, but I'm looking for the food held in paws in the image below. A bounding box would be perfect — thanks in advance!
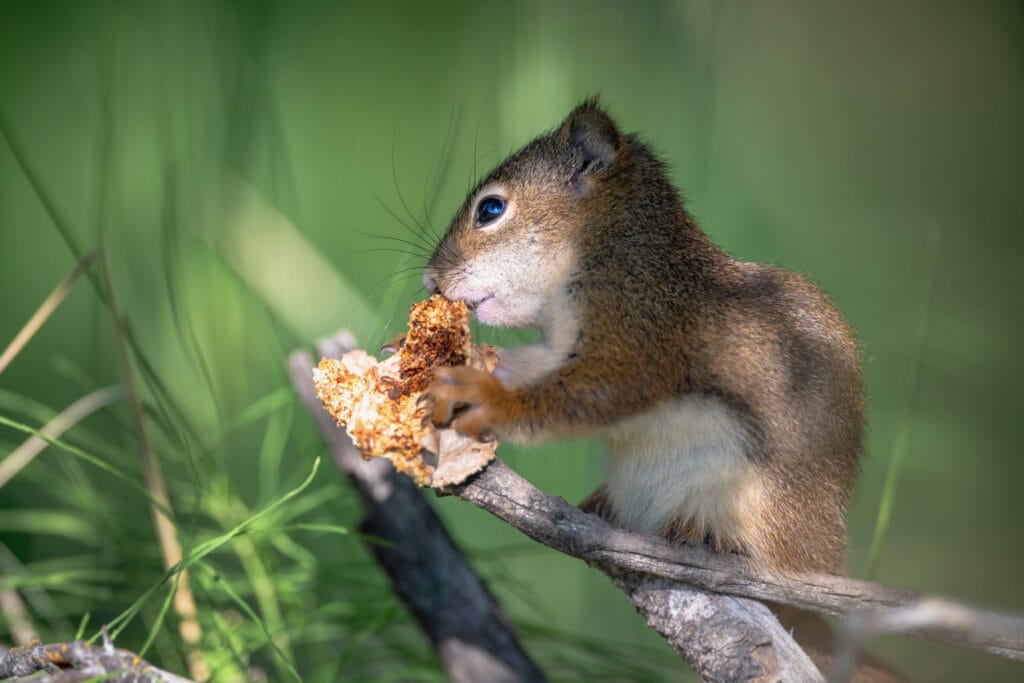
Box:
[313,295,498,487]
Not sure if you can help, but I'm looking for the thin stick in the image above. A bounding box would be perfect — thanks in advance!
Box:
[832,599,1024,682]
[0,248,101,376]
[0,634,194,682]
[454,458,1024,662]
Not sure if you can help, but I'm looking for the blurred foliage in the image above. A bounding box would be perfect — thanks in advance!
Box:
[0,1,1021,681]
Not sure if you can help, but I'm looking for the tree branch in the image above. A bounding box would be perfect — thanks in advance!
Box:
[0,632,193,683]
[614,576,822,681]
[453,458,1024,663]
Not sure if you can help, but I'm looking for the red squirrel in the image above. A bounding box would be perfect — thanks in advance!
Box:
[422,98,862,576]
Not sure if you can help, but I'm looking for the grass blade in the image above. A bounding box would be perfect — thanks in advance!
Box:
[0,248,102,376]
[0,385,126,490]
[866,227,939,577]
[103,457,321,641]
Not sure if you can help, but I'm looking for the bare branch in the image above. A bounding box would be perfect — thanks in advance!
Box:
[0,633,193,683]
[616,576,823,681]
[832,599,1024,682]
[453,458,1024,662]
[451,459,825,679]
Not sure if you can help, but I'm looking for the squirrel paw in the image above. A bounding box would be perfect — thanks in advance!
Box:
[423,366,506,440]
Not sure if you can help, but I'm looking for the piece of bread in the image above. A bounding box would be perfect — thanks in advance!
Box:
[313,295,498,487]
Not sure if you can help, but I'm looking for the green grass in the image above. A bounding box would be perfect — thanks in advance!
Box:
[1,2,1023,682]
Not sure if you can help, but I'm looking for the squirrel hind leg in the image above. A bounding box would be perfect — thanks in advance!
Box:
[579,489,750,558]
[661,516,748,556]
[662,517,709,548]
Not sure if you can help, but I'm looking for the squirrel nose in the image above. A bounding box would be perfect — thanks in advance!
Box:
[423,271,439,295]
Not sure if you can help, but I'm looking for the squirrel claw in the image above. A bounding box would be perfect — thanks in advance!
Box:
[380,333,407,355]
[422,365,505,439]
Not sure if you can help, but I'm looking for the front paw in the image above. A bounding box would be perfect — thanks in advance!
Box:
[423,366,505,440]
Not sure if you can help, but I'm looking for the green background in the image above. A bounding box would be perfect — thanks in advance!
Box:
[1,1,1021,681]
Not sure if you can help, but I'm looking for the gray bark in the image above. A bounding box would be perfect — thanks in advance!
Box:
[616,576,822,682]
[454,458,1024,663]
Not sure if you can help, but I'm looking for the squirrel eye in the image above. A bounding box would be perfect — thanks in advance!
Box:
[475,196,506,226]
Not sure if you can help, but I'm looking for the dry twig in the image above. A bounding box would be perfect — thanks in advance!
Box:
[832,598,1024,682]
[0,629,193,683]
[453,458,1024,662]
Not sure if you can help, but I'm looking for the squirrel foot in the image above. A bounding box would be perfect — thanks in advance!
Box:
[424,365,507,441]
[579,486,614,522]
[663,518,745,555]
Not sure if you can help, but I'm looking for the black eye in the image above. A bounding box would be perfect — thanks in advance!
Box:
[475,196,506,226]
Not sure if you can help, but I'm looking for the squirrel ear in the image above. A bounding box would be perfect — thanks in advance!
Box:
[559,98,623,184]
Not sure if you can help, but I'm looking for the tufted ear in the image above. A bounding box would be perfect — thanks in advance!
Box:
[558,97,624,185]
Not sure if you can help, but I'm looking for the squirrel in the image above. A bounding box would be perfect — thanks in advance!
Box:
[422,98,862,577]
[420,99,906,679]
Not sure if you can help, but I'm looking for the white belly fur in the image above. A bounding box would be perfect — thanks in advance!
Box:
[602,394,767,554]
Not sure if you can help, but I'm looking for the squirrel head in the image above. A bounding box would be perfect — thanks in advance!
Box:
[424,98,626,328]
